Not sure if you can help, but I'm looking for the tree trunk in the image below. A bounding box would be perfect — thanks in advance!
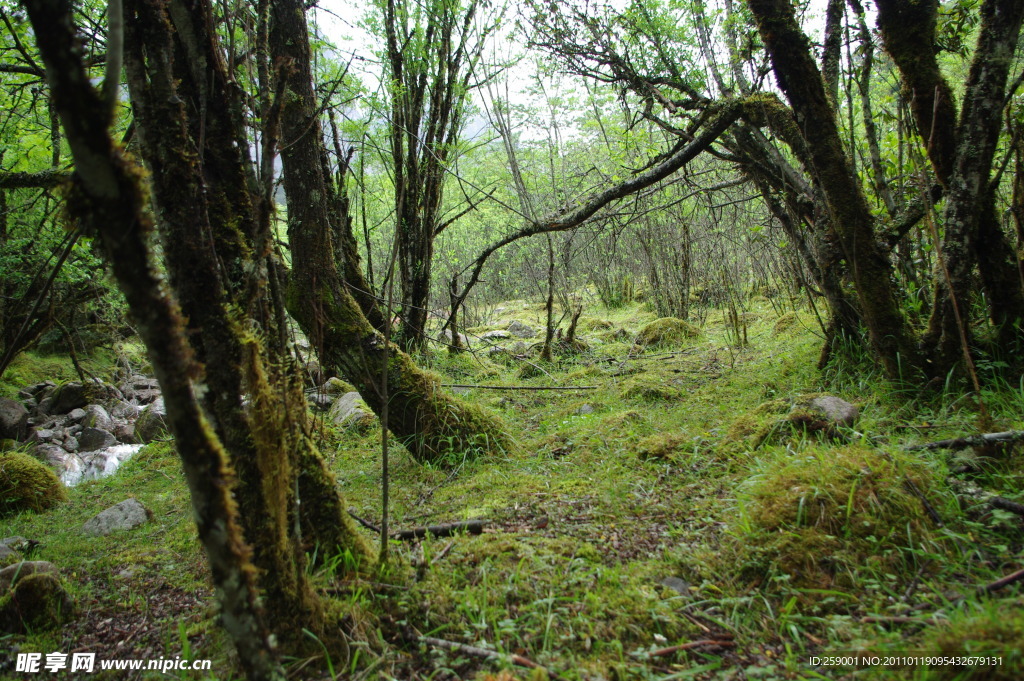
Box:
[271,0,510,465]
[747,0,919,377]
[24,1,283,677]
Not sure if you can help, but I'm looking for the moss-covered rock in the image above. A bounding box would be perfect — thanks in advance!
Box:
[634,317,700,349]
[0,451,68,516]
[723,394,858,449]
[620,379,682,401]
[636,433,688,460]
[0,572,75,633]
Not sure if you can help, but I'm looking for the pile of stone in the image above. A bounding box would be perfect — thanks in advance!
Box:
[0,376,166,486]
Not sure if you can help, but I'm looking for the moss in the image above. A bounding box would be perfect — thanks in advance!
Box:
[773,312,798,335]
[0,573,75,633]
[0,452,68,516]
[910,606,1024,680]
[723,445,935,593]
[636,433,688,460]
[634,317,700,349]
[620,379,682,401]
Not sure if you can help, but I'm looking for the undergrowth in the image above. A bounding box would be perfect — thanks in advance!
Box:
[2,299,1022,680]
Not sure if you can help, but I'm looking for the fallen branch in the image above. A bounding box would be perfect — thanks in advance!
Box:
[420,636,568,681]
[347,511,485,541]
[990,496,1024,517]
[905,430,1024,452]
[978,566,1024,594]
[649,639,736,657]
[903,477,943,526]
[442,383,597,391]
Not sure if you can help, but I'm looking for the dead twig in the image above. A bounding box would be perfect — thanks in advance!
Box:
[990,497,1024,517]
[978,566,1024,594]
[420,636,568,681]
[347,511,485,541]
[648,639,735,657]
[905,430,1024,452]
[442,383,597,391]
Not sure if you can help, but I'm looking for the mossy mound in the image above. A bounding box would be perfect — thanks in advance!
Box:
[579,318,613,331]
[636,432,688,460]
[773,312,798,335]
[723,394,853,449]
[0,572,75,633]
[0,452,68,516]
[633,317,700,349]
[911,606,1024,680]
[726,445,936,592]
[620,379,682,401]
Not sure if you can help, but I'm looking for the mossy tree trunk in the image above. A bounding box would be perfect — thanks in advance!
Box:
[22,0,283,678]
[877,0,1024,369]
[746,0,920,378]
[269,0,509,465]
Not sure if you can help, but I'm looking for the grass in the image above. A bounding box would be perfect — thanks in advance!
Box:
[2,298,1023,679]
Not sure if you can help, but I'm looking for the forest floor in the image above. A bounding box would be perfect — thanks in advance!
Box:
[2,298,1023,680]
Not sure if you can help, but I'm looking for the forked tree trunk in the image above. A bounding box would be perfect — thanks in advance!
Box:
[269,0,510,465]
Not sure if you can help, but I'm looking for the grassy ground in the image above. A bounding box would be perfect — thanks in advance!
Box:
[2,299,1023,680]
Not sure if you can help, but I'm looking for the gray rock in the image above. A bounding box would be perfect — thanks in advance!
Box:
[441,329,470,347]
[66,408,87,423]
[81,405,113,431]
[0,560,58,593]
[0,536,29,549]
[32,443,68,467]
[109,400,140,420]
[0,544,20,565]
[576,404,595,415]
[306,392,333,412]
[481,330,512,341]
[0,398,28,440]
[23,381,55,397]
[135,397,167,443]
[111,422,136,444]
[807,395,858,427]
[33,395,56,416]
[510,341,529,354]
[81,499,149,536]
[133,389,162,405]
[63,436,79,452]
[507,320,537,338]
[77,428,117,452]
[328,392,375,430]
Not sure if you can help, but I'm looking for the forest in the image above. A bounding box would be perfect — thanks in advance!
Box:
[1,0,1023,678]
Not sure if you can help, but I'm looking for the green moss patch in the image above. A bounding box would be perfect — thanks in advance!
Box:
[0,452,68,516]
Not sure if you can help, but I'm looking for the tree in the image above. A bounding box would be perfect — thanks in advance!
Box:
[24,0,375,677]
[268,0,511,465]
[375,0,490,350]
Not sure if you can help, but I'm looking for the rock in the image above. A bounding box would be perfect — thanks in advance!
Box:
[441,329,470,347]
[576,404,595,415]
[0,572,75,633]
[306,392,333,412]
[32,443,68,467]
[33,395,56,416]
[507,320,537,338]
[29,428,57,443]
[0,452,68,516]
[81,498,149,536]
[0,544,20,568]
[111,422,136,444]
[23,381,55,397]
[481,330,512,341]
[62,435,79,452]
[133,389,162,405]
[323,377,356,395]
[510,341,529,354]
[77,428,117,452]
[0,398,28,441]
[486,346,509,357]
[110,400,140,420]
[81,404,113,431]
[49,380,122,415]
[328,392,375,430]
[0,536,29,549]
[135,397,167,443]
[0,560,58,593]
[66,408,87,423]
[806,395,859,427]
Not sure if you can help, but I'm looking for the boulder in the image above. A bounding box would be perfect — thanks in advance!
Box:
[441,329,470,347]
[481,330,512,341]
[0,560,58,593]
[507,320,537,338]
[22,381,55,397]
[49,380,122,415]
[81,498,149,536]
[323,377,356,395]
[77,427,117,452]
[806,395,859,428]
[0,572,75,633]
[81,404,113,431]
[0,452,68,516]
[111,422,136,444]
[0,544,20,568]
[0,398,28,441]
[66,408,87,423]
[328,392,376,430]
[134,397,167,443]
[62,435,79,452]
